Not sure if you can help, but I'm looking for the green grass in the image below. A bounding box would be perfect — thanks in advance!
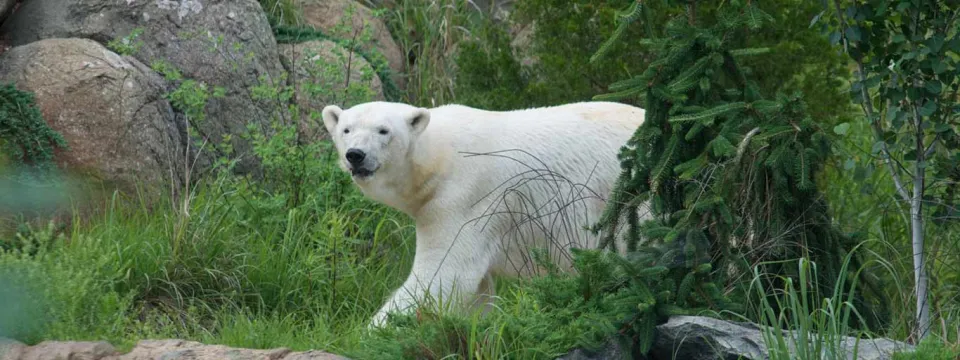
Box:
[381,0,484,107]
[0,150,417,353]
[0,147,615,359]
[893,339,960,360]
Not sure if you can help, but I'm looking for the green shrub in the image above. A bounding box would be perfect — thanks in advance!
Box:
[0,83,67,173]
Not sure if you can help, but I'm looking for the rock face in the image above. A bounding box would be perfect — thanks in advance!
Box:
[0,338,349,360]
[0,0,15,27]
[296,0,405,90]
[0,38,183,192]
[278,39,384,140]
[1,0,285,175]
[651,316,914,360]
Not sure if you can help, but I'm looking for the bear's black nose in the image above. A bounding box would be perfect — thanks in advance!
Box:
[346,148,366,164]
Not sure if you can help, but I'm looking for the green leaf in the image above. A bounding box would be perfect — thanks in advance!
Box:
[892,34,906,43]
[931,59,948,74]
[925,81,942,95]
[919,101,938,117]
[886,105,900,122]
[845,26,862,42]
[833,122,851,135]
[844,158,856,170]
[829,31,841,45]
[809,10,825,28]
[927,35,945,54]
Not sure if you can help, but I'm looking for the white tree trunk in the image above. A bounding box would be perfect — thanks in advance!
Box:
[912,120,931,341]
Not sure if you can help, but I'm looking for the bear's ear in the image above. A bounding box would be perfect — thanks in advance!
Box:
[407,108,431,135]
[322,105,343,135]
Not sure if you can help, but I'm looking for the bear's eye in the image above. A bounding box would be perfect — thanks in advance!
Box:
[343,128,350,134]
[378,128,389,135]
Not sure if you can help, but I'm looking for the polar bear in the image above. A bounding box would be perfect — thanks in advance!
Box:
[321,101,647,327]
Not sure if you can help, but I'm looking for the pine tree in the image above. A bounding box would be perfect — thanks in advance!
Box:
[588,0,888,332]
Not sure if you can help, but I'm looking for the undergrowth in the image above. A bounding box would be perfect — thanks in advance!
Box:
[0,150,416,350]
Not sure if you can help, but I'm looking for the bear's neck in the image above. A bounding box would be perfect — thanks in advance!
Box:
[380,137,451,218]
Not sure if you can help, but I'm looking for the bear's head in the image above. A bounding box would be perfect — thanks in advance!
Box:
[321,102,431,184]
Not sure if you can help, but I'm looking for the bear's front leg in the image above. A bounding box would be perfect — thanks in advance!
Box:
[369,222,494,328]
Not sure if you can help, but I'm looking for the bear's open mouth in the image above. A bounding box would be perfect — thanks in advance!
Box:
[351,167,377,179]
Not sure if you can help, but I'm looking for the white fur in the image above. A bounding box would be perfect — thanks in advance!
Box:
[321,101,648,327]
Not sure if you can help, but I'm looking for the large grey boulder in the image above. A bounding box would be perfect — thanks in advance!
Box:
[652,316,914,360]
[1,0,286,175]
[0,38,184,193]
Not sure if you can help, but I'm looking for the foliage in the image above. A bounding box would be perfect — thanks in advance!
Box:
[452,15,541,111]
[0,224,137,343]
[893,338,960,360]
[820,0,960,340]
[509,0,648,106]
[274,26,402,102]
[450,0,849,118]
[750,252,879,360]
[258,0,302,27]
[0,20,409,351]
[586,0,887,345]
[381,0,481,107]
[350,240,738,359]
[0,83,68,173]
[106,27,145,56]
[0,157,414,349]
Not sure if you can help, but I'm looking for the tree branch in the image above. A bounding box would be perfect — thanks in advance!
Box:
[924,134,939,159]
